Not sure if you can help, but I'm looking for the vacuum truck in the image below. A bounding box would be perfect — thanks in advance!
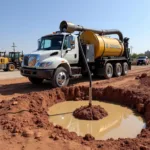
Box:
[20,20,131,88]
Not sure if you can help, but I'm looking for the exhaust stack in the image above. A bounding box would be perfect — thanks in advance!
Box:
[60,20,124,41]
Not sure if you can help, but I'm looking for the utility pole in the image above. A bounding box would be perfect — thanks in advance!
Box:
[12,42,17,52]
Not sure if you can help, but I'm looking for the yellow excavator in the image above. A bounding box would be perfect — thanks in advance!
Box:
[0,51,23,71]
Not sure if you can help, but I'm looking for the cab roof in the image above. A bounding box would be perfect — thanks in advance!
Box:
[42,32,70,38]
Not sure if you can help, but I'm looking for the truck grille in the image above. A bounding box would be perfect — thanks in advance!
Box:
[28,56,37,67]
[23,55,39,67]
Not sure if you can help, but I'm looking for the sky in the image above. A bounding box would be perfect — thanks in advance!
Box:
[0,0,150,54]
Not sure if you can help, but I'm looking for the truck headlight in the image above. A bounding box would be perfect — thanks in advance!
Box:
[39,62,53,68]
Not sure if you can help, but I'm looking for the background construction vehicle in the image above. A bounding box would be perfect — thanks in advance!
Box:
[0,51,23,71]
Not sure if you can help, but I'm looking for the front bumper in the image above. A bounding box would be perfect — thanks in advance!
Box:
[20,67,54,79]
[137,61,146,64]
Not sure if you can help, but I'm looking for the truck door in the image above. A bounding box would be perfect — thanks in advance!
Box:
[62,35,79,64]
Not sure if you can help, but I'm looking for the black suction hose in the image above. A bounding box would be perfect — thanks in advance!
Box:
[78,33,92,106]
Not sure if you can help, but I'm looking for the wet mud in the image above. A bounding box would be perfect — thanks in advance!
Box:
[0,74,150,149]
[73,104,108,120]
[48,101,145,140]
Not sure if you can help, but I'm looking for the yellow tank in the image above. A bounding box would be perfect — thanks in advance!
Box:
[80,31,124,59]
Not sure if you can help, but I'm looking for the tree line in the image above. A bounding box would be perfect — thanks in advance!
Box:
[131,50,150,59]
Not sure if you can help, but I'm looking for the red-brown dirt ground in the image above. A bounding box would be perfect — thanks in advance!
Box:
[0,66,150,150]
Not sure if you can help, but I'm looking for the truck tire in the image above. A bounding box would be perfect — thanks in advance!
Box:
[28,77,43,84]
[52,67,69,88]
[104,63,113,79]
[114,63,122,77]
[122,62,128,76]
[8,64,15,71]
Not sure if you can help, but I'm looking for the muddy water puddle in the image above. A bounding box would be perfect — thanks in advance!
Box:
[48,101,146,140]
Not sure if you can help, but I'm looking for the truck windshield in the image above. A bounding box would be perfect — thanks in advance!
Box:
[38,35,64,50]
[9,53,20,59]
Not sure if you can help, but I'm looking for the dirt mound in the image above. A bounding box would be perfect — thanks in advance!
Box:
[73,105,108,120]
[83,134,95,141]
[0,86,150,149]
[135,73,147,79]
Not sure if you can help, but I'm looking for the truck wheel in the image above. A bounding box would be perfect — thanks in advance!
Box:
[8,64,15,71]
[122,62,128,76]
[104,63,113,79]
[52,67,69,88]
[114,63,122,77]
[28,77,43,84]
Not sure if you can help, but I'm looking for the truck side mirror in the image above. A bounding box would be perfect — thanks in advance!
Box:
[70,40,75,45]
[70,40,75,49]
[63,45,67,50]
[68,35,75,49]
[37,39,41,49]
[71,45,75,49]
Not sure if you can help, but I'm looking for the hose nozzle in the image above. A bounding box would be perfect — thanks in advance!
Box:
[59,20,83,33]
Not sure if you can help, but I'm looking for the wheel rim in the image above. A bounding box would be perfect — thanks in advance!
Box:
[10,65,15,71]
[56,72,67,86]
[117,65,122,76]
[107,66,113,78]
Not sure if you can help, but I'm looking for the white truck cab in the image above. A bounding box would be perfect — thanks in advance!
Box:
[21,32,80,87]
